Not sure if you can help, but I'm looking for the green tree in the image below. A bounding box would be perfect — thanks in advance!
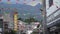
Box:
[24,17,38,24]
[10,30,17,34]
[4,31,9,34]
[18,18,23,21]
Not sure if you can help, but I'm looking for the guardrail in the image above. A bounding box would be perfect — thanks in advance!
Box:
[47,8,60,23]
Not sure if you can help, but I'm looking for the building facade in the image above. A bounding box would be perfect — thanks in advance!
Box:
[13,12,18,31]
[18,20,26,34]
[3,12,14,30]
[46,0,60,34]
[0,15,3,34]
[3,21,9,33]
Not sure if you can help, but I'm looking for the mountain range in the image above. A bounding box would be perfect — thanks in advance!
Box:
[0,3,42,21]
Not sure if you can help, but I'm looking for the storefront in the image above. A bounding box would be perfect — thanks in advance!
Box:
[47,20,60,34]
[49,26,60,34]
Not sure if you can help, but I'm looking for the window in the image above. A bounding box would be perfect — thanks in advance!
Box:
[0,19,3,21]
[49,0,53,7]
[0,19,3,28]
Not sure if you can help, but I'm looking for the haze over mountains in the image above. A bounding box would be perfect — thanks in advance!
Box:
[0,3,42,21]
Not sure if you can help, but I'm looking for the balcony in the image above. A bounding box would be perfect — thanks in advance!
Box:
[47,8,60,23]
[47,8,60,27]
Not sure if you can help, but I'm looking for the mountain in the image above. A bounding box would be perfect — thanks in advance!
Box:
[35,3,42,9]
[0,3,42,21]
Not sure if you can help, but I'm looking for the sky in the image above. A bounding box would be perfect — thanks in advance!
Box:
[0,0,42,6]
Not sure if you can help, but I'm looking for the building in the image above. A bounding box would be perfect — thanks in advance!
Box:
[3,21,9,33]
[18,20,26,34]
[3,12,14,30]
[46,0,60,34]
[13,12,18,31]
[0,15,3,34]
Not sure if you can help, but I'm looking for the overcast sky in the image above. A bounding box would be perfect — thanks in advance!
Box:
[0,0,42,6]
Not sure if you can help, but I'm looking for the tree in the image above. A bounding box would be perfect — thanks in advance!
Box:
[4,31,9,34]
[4,30,17,34]
[24,17,38,24]
[9,30,17,34]
[18,18,23,21]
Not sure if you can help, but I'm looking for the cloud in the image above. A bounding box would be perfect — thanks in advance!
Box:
[0,0,43,6]
[26,0,42,6]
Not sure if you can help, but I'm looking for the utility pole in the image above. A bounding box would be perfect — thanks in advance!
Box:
[40,0,48,34]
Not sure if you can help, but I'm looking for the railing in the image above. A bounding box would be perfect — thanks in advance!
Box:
[47,8,60,23]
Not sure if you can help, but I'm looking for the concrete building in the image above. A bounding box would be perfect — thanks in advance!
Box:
[0,15,3,34]
[18,20,26,34]
[13,12,18,31]
[0,15,9,34]
[3,12,14,30]
[46,0,60,34]
[3,21,9,33]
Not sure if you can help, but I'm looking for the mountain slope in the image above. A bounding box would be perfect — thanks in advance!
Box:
[0,3,42,21]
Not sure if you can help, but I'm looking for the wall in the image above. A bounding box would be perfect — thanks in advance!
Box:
[46,0,60,16]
